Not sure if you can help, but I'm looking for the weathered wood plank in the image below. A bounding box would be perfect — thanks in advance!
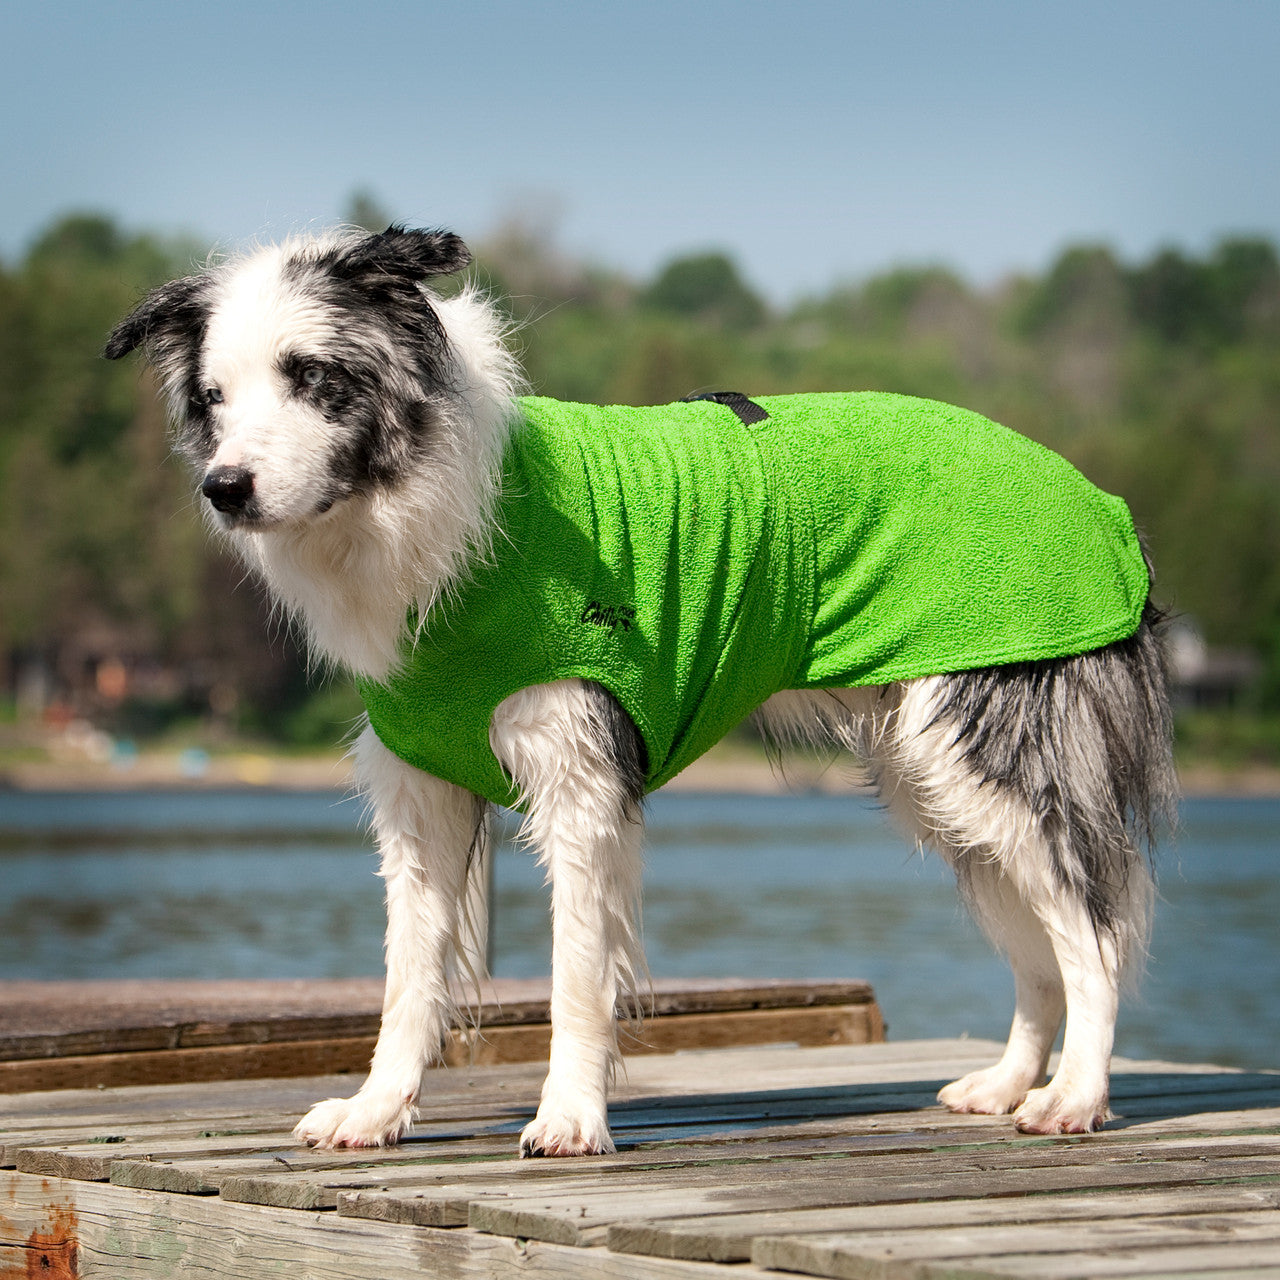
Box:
[114,1138,515,1200]
[17,1064,1279,1203]
[330,1129,1280,1223]
[0,1095,521,1167]
[0,1037,1005,1125]
[121,1106,1256,1211]
[58,1128,517,1192]
[3,1036,1279,1279]
[15,1129,327,1182]
[914,1242,1280,1279]
[465,1001,885,1067]
[155,1124,978,1208]
[1,1169,781,1280]
[619,1101,1280,1151]
[0,977,385,1059]
[607,1045,1273,1113]
[751,1216,1280,1280]
[1118,1106,1280,1134]
[0,977,882,1073]
[0,1115,328,1171]
[0,1044,1264,1136]
[340,1185,476,1227]
[611,1040,1002,1095]
[18,1084,972,1194]
[0,1067,541,1133]
[321,1126,1007,1212]
[0,1003,886,1092]
[225,1129,941,1210]
[466,1151,1280,1248]
[1110,1075,1280,1112]
[0,1036,380,1093]
[0,1072,400,1125]
[0,977,880,1053]
[609,1184,1280,1263]
[40,1097,1275,1181]
[7,1099,534,1180]
[12,1091,549,1181]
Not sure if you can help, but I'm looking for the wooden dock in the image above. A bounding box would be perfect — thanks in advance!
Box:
[2,984,1279,1278]
[0,975,883,1093]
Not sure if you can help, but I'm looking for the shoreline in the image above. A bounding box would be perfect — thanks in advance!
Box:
[2,742,1278,799]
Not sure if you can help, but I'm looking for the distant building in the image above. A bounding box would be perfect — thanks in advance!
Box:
[1165,620,1263,709]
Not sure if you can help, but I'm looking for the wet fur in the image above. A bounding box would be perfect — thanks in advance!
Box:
[107,226,1177,1153]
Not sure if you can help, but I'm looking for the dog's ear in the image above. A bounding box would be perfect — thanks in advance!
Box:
[104,275,209,360]
[336,226,472,283]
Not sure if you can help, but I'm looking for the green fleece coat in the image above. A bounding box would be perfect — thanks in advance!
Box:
[358,393,1149,807]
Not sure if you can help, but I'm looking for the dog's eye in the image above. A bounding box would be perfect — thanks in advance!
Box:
[192,386,223,408]
[301,366,326,388]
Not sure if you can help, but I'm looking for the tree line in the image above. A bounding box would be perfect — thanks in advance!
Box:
[1,209,1277,748]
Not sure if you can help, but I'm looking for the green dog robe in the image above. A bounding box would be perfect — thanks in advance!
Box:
[358,393,1149,807]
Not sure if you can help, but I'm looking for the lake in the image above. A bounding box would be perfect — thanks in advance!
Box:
[0,788,1276,1071]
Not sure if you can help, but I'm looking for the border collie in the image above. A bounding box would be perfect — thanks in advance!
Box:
[106,226,1176,1155]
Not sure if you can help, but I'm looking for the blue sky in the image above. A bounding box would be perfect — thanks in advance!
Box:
[7,0,1279,301]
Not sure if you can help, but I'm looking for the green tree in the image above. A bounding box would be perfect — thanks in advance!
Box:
[642,251,766,330]
[0,214,279,726]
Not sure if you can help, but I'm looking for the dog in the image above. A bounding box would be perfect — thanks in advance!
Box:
[106,225,1177,1155]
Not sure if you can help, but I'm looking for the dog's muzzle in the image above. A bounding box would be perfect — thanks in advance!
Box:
[202,465,256,515]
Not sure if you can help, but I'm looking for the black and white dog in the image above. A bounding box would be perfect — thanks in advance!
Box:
[107,226,1176,1155]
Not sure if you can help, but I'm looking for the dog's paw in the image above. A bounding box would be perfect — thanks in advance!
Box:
[293,1092,416,1149]
[519,1102,615,1157]
[1012,1083,1110,1134]
[938,1066,1037,1116]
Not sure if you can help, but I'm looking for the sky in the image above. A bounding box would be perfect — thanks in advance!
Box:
[6,0,1280,303]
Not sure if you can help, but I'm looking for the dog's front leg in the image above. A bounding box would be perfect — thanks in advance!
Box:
[491,681,647,1157]
[294,724,481,1149]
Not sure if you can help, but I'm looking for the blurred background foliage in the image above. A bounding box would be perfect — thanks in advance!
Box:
[1,199,1278,762]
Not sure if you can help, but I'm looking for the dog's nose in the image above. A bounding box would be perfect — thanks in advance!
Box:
[201,465,256,514]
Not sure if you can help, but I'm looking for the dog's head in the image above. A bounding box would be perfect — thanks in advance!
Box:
[106,226,472,531]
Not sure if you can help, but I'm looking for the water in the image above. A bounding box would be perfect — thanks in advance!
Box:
[0,788,1276,1070]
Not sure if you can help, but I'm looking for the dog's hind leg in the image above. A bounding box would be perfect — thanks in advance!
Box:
[895,759,1125,1131]
[294,723,482,1149]
[943,840,1126,1133]
[935,859,1066,1116]
[1009,891,1125,1132]
[894,638,1168,1133]
[953,830,1133,1133]
[491,679,648,1157]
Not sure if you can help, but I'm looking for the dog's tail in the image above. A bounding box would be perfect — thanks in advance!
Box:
[1109,595,1181,854]
[929,585,1178,956]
